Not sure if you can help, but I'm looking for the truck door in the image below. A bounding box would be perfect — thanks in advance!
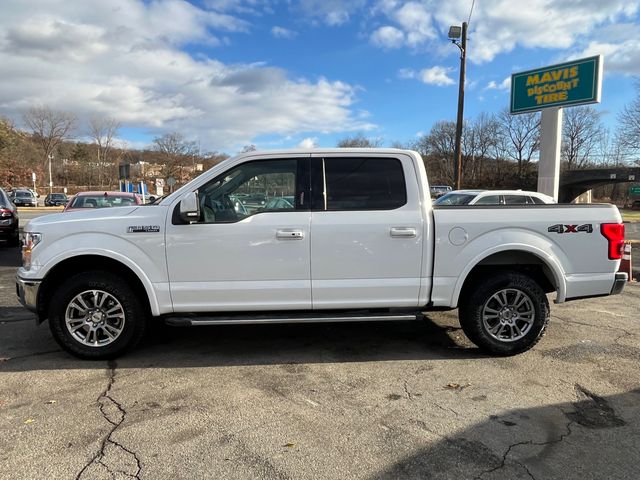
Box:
[165,156,312,312]
[309,154,424,309]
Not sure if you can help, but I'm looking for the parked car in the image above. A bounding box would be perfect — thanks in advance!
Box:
[631,200,640,210]
[429,185,452,199]
[10,189,37,207]
[262,196,294,210]
[44,193,69,206]
[434,189,555,206]
[0,187,19,246]
[64,191,142,211]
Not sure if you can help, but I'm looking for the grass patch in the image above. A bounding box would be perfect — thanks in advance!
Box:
[621,209,640,222]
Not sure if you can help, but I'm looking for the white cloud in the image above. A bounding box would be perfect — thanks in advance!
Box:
[271,26,297,39]
[298,137,318,148]
[420,66,454,85]
[486,77,511,91]
[295,0,366,26]
[394,2,435,46]
[399,66,454,86]
[373,0,435,49]
[0,0,374,150]
[371,0,640,64]
[571,24,640,74]
[370,26,404,49]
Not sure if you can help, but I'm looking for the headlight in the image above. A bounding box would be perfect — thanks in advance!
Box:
[22,232,42,270]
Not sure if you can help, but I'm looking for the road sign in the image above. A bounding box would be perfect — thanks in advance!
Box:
[167,177,176,187]
[510,55,602,114]
[31,172,36,182]
[630,186,640,195]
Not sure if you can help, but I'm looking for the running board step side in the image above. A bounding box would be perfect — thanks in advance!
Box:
[164,312,422,326]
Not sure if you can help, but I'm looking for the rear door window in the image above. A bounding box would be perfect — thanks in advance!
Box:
[504,195,528,205]
[474,195,501,205]
[318,157,406,211]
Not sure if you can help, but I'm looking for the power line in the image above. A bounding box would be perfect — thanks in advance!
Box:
[467,0,476,26]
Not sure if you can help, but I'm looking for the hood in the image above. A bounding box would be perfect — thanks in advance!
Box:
[26,206,140,230]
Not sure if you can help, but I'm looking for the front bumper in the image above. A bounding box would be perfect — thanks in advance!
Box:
[16,276,41,313]
[611,272,627,295]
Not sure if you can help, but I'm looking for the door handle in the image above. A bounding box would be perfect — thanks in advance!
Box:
[276,229,305,240]
[390,227,417,238]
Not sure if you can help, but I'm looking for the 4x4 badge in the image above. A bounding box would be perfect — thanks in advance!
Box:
[547,223,593,234]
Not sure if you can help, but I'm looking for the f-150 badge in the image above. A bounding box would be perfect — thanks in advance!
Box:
[127,225,161,233]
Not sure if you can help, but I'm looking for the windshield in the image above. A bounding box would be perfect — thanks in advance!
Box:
[0,190,10,207]
[16,191,33,198]
[433,192,477,205]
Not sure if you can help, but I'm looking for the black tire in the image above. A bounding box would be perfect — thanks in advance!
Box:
[458,271,549,356]
[48,271,146,359]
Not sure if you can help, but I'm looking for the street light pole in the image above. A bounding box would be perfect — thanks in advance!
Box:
[47,154,53,195]
[451,22,467,190]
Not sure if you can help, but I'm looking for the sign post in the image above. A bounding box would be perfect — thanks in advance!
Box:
[510,55,603,201]
[538,107,563,200]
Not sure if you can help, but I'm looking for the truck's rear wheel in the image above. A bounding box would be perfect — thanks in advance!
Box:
[458,271,549,355]
[48,271,146,359]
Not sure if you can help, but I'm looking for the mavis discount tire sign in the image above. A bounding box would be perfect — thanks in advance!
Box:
[510,55,602,114]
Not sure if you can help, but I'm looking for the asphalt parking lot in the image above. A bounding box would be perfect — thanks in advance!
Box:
[1,243,639,480]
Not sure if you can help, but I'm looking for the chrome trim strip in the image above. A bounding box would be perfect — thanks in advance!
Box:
[167,314,418,326]
[16,276,41,313]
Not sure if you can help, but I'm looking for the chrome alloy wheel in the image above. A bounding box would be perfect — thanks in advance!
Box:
[64,290,126,347]
[481,288,535,342]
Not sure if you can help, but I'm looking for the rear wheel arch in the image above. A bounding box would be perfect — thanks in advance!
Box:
[454,249,565,308]
[38,255,153,322]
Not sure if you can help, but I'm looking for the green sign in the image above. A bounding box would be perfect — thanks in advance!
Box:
[630,186,640,195]
[510,55,602,114]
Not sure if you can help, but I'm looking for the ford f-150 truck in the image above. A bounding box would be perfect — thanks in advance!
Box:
[16,149,627,359]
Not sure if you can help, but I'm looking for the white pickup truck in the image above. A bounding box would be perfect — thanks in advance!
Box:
[16,149,627,359]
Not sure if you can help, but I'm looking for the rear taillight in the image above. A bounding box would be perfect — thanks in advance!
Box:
[0,208,12,217]
[600,223,625,260]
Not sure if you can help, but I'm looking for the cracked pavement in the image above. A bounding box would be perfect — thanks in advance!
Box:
[1,244,639,479]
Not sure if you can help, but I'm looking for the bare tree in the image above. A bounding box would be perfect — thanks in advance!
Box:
[89,116,120,186]
[561,106,604,170]
[596,130,627,168]
[153,132,198,183]
[23,106,76,170]
[415,121,457,184]
[496,108,540,187]
[463,113,500,185]
[618,79,640,153]
[336,133,382,148]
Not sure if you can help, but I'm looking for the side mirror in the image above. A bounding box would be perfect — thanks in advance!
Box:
[179,191,200,223]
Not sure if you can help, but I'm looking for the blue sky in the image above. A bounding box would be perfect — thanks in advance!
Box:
[1,0,640,154]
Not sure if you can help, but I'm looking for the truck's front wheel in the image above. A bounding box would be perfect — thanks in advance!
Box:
[458,271,549,355]
[48,271,146,359]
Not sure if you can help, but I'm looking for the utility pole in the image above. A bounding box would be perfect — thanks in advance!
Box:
[449,22,467,190]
